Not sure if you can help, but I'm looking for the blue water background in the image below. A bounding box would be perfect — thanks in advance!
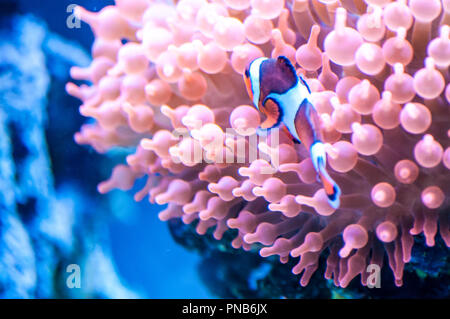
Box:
[5,0,212,298]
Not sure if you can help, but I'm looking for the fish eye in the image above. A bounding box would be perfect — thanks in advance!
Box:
[244,68,250,78]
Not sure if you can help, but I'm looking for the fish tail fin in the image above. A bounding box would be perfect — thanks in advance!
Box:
[318,166,341,209]
[310,142,341,209]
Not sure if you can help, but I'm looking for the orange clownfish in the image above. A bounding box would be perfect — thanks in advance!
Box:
[244,56,341,209]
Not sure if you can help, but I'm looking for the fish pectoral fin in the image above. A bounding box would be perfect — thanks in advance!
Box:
[260,97,281,129]
[260,117,278,129]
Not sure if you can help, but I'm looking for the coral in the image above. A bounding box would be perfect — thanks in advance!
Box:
[169,217,449,298]
[0,14,137,298]
[68,0,450,289]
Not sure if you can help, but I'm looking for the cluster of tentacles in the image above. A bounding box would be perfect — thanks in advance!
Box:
[66,0,449,288]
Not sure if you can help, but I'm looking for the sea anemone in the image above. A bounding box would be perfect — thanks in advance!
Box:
[66,0,449,288]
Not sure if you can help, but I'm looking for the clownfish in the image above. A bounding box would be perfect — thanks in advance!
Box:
[243,56,341,209]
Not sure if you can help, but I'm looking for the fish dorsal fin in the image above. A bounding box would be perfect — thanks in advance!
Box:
[276,56,298,84]
[298,74,311,94]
